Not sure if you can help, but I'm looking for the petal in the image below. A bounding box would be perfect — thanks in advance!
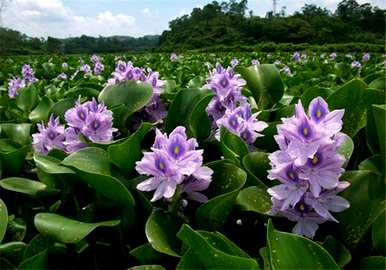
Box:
[324,195,350,212]
[293,219,319,238]
[136,177,161,191]
[187,191,208,203]
[309,178,321,197]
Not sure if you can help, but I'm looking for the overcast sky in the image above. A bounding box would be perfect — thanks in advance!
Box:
[2,0,385,38]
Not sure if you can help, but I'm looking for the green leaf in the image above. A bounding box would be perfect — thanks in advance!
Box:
[322,236,351,267]
[29,96,54,122]
[165,88,213,134]
[98,80,153,113]
[18,250,49,270]
[0,123,31,145]
[0,242,27,265]
[130,243,165,265]
[23,234,54,260]
[337,133,354,167]
[236,186,271,215]
[49,98,77,122]
[327,79,385,137]
[108,122,152,174]
[372,104,385,161]
[145,210,182,257]
[62,147,135,207]
[372,212,385,254]
[360,256,386,269]
[368,77,385,91]
[0,177,58,196]
[16,85,39,112]
[300,87,333,108]
[34,213,120,244]
[0,199,8,243]
[220,127,249,160]
[177,224,259,269]
[34,154,74,175]
[195,161,247,230]
[237,64,284,109]
[336,171,386,249]
[187,92,213,140]
[242,151,271,186]
[267,220,339,269]
[0,140,28,175]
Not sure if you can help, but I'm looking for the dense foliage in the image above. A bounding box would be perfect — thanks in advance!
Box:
[0,51,385,269]
[159,0,385,50]
[1,0,385,55]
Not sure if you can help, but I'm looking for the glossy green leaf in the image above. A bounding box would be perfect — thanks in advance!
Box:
[145,210,182,257]
[372,212,385,254]
[48,98,77,122]
[23,234,54,260]
[0,139,28,175]
[16,85,39,112]
[242,151,271,186]
[327,79,385,137]
[322,235,351,267]
[34,213,120,244]
[0,123,31,145]
[220,126,249,159]
[267,220,339,269]
[130,243,165,265]
[237,64,284,109]
[187,92,213,140]
[0,177,58,196]
[336,171,386,249]
[62,147,135,207]
[300,86,332,107]
[0,242,27,266]
[34,154,74,175]
[0,199,8,243]
[368,77,385,90]
[98,80,153,113]
[108,122,152,174]
[195,161,247,230]
[165,88,213,134]
[177,224,259,269]
[236,186,271,215]
[29,96,54,122]
[372,104,385,161]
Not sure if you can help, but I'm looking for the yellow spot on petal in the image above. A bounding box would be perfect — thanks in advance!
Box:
[303,127,309,136]
[312,155,319,165]
[174,146,180,154]
[159,162,165,170]
[299,204,305,211]
[288,172,295,180]
[316,109,321,118]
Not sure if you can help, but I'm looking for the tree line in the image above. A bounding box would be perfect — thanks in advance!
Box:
[159,0,385,50]
[0,0,384,55]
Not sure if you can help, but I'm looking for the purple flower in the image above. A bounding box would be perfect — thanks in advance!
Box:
[292,52,301,62]
[32,115,66,155]
[8,77,25,98]
[267,97,349,238]
[170,53,178,62]
[80,64,91,74]
[205,63,246,124]
[62,62,68,69]
[63,127,87,153]
[57,73,67,80]
[216,103,268,144]
[362,53,370,62]
[65,98,116,144]
[136,126,213,202]
[329,52,337,60]
[281,65,292,76]
[230,58,239,67]
[90,54,100,64]
[22,64,38,84]
[251,59,260,66]
[94,62,104,75]
[351,61,361,69]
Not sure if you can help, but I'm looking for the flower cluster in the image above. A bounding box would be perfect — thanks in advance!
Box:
[80,64,92,74]
[91,54,105,75]
[205,63,246,123]
[267,97,350,238]
[107,61,166,122]
[170,53,178,62]
[251,59,260,66]
[281,65,293,76]
[205,63,267,144]
[136,126,213,202]
[7,64,38,98]
[329,52,337,60]
[216,104,268,144]
[292,52,301,62]
[32,98,116,155]
[351,61,362,69]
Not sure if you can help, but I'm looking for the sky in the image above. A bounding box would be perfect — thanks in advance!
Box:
[2,0,385,38]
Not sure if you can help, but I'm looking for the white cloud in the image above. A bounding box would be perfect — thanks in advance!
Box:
[2,0,141,38]
[142,7,151,17]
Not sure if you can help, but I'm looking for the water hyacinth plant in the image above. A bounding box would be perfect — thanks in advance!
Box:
[0,51,384,270]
